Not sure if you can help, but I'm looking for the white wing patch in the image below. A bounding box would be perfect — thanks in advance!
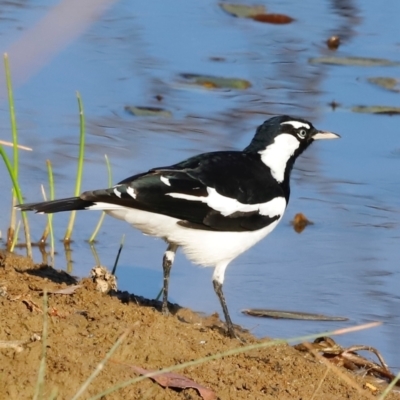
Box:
[160,176,171,186]
[167,188,286,217]
[113,187,122,198]
[126,186,136,199]
[258,133,300,183]
[281,121,310,130]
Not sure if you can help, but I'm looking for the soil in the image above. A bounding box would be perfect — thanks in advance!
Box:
[0,251,398,400]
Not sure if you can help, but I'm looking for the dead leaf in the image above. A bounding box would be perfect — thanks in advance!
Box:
[125,106,172,118]
[291,213,313,233]
[180,73,251,90]
[242,309,348,321]
[309,56,400,67]
[352,105,400,115]
[46,285,82,295]
[327,36,340,50]
[367,77,400,92]
[252,13,294,24]
[132,366,216,400]
[219,3,266,18]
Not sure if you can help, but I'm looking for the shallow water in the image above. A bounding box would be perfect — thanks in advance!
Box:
[0,1,399,372]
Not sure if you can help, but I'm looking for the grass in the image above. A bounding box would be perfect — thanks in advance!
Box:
[64,92,85,243]
[1,53,32,258]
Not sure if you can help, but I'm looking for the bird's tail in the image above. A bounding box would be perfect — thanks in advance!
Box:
[16,197,95,214]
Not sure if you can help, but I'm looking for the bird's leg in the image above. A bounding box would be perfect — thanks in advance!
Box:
[212,261,237,339]
[161,243,178,315]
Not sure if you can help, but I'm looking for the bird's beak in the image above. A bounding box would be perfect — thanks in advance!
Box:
[312,130,340,140]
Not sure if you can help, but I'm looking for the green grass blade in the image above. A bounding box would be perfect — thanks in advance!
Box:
[5,53,17,251]
[47,160,55,265]
[0,145,32,257]
[9,219,21,252]
[3,53,32,258]
[89,154,112,243]
[64,91,85,242]
[4,54,18,178]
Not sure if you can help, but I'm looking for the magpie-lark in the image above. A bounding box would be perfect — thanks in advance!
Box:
[17,115,339,338]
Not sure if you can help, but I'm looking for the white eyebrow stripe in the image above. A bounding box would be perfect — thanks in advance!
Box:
[281,121,310,130]
[160,176,171,186]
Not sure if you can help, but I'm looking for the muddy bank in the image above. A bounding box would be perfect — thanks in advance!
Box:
[0,251,397,399]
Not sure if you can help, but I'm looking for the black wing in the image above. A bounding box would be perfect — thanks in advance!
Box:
[80,151,286,232]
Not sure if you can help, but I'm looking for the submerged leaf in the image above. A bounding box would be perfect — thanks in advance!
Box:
[252,13,294,24]
[132,366,216,400]
[352,105,400,115]
[219,3,266,18]
[309,56,400,67]
[367,77,400,92]
[180,73,251,90]
[125,106,172,118]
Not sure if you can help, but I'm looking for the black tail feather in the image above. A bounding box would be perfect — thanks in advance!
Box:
[16,197,95,214]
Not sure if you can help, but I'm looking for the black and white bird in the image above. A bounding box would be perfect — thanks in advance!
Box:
[17,115,339,338]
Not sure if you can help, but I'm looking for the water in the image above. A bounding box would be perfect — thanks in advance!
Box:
[0,0,399,371]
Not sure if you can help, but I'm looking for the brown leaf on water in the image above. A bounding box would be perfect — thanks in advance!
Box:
[352,105,400,115]
[125,106,172,118]
[180,73,251,90]
[367,77,400,92]
[219,3,266,18]
[132,366,216,400]
[252,13,294,24]
[291,213,313,233]
[327,36,341,50]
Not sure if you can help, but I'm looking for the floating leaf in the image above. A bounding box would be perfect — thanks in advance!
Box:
[132,366,216,400]
[352,105,400,115]
[219,3,266,18]
[291,212,313,233]
[309,56,400,67]
[125,106,172,118]
[367,77,400,92]
[326,36,341,50]
[180,73,251,90]
[242,309,348,321]
[252,13,294,24]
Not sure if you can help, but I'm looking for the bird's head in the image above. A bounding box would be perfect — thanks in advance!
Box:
[244,115,340,183]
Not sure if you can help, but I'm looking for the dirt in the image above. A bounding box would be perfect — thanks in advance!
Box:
[0,251,398,400]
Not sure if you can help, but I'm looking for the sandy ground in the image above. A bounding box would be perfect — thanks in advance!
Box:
[0,251,398,400]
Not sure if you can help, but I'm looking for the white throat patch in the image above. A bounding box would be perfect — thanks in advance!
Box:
[258,133,300,182]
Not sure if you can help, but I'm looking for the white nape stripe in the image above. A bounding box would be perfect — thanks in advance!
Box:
[167,188,286,217]
[281,121,310,130]
[126,186,136,199]
[160,176,171,186]
[258,133,300,183]
[113,188,122,198]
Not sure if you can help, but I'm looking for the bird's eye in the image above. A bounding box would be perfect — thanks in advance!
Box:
[298,129,307,138]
